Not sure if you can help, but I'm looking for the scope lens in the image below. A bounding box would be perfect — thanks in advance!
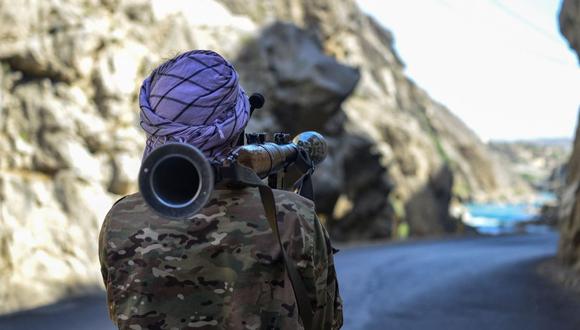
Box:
[151,156,201,208]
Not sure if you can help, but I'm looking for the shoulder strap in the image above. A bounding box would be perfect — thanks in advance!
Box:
[220,165,315,329]
[296,173,315,201]
[258,185,314,330]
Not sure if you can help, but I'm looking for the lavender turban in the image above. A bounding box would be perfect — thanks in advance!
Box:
[139,50,250,160]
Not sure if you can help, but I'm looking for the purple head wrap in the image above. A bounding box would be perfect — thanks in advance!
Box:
[139,50,250,160]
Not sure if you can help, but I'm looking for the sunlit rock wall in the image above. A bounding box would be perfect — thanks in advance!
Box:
[0,0,257,314]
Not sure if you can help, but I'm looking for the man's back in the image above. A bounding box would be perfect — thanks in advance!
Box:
[99,187,342,329]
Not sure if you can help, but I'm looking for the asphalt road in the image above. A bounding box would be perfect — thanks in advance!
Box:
[1,232,579,330]
[336,232,580,330]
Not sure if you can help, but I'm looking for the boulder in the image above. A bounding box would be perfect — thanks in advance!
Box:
[235,22,360,134]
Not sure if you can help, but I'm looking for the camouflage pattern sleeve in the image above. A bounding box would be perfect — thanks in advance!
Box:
[98,196,129,322]
[283,193,343,330]
[313,217,343,329]
[98,206,114,321]
[276,192,342,330]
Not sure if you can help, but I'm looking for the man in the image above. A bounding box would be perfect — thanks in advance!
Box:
[98,50,343,329]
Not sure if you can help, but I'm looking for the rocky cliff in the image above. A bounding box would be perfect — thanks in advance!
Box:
[558,0,580,273]
[217,0,528,237]
[490,139,571,191]
[0,0,525,314]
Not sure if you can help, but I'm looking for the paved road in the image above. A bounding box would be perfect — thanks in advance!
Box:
[336,232,580,330]
[1,232,579,330]
[0,295,114,330]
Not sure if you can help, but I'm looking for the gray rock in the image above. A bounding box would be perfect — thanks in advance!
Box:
[556,0,580,273]
[236,22,360,134]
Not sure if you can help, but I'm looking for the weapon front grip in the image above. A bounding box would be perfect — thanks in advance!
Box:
[233,143,299,178]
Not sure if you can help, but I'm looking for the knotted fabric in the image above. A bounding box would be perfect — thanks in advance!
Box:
[139,50,250,160]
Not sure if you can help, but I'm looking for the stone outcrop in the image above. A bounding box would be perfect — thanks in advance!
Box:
[223,0,528,240]
[0,0,257,314]
[0,0,527,314]
[558,0,580,272]
[490,139,571,191]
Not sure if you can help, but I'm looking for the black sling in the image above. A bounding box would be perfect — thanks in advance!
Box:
[217,164,315,330]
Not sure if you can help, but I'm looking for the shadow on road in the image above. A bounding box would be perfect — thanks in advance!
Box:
[336,232,580,330]
[0,294,114,330]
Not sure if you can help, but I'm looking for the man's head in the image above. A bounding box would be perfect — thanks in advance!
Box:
[139,50,250,160]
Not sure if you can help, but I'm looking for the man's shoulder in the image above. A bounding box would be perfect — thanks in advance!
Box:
[106,193,149,218]
[271,190,317,233]
[102,193,153,235]
[209,188,315,211]
[272,189,315,211]
[204,188,317,232]
[106,189,316,224]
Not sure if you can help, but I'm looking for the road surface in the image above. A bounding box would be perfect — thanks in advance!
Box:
[1,232,579,330]
[336,232,580,330]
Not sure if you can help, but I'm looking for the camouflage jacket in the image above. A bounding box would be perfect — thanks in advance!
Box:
[98,187,343,330]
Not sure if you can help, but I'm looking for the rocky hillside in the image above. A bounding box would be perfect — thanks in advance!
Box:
[217,0,529,238]
[558,0,580,274]
[0,0,526,314]
[490,139,571,191]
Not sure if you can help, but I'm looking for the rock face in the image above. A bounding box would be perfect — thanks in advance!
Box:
[0,0,257,314]
[221,0,528,238]
[558,0,580,272]
[558,115,580,270]
[558,0,580,268]
[561,0,580,63]
[0,0,525,314]
[490,139,572,191]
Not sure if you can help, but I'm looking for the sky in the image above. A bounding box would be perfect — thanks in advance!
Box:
[355,0,580,141]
